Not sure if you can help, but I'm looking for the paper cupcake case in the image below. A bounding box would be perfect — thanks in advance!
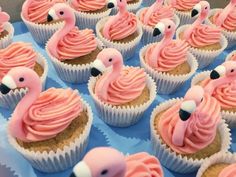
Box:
[205,9,236,49]
[150,98,232,174]
[21,13,64,45]
[192,71,236,128]
[176,25,228,69]
[110,0,143,15]
[0,22,14,49]
[139,45,198,94]
[142,0,156,7]
[0,163,19,177]
[0,53,48,110]
[96,17,143,60]
[88,71,157,127]
[46,38,104,84]
[8,98,93,173]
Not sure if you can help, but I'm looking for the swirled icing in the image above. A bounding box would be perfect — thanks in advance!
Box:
[95,67,146,105]
[212,9,236,31]
[56,27,97,61]
[173,0,200,11]
[0,42,37,81]
[0,10,10,33]
[145,41,189,71]
[158,93,221,154]
[70,0,106,12]
[186,24,221,48]
[125,152,163,177]
[139,6,175,27]
[218,164,236,177]
[103,12,138,40]
[21,88,83,142]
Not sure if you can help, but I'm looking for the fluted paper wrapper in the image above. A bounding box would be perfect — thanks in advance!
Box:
[192,71,236,128]
[0,22,14,49]
[111,0,142,15]
[88,70,157,127]
[150,98,232,174]
[142,0,156,7]
[0,53,48,109]
[8,99,93,173]
[46,38,104,83]
[96,17,143,60]
[176,25,228,69]
[205,9,236,49]
[225,50,236,61]
[21,13,64,45]
[140,44,198,94]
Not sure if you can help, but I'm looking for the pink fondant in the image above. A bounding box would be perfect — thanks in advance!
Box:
[0,8,10,33]
[94,48,146,105]
[70,0,106,12]
[145,19,189,70]
[218,164,236,177]
[102,0,137,41]
[47,3,97,61]
[171,0,200,11]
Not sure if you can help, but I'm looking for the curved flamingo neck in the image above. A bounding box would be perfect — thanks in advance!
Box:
[143,1,163,25]
[215,2,235,26]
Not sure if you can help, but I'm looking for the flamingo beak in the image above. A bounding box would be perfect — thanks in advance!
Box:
[179,100,196,121]
[191,4,201,17]
[153,22,165,37]
[47,9,58,22]
[0,75,17,95]
[91,60,106,77]
[210,65,226,80]
[70,161,92,177]
[107,0,117,9]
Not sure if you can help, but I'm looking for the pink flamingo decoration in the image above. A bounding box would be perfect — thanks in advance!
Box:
[215,0,236,26]
[0,7,10,25]
[69,147,163,177]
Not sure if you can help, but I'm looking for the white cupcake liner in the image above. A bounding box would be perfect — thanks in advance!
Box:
[196,152,236,177]
[0,53,48,109]
[96,17,143,60]
[46,38,104,84]
[0,163,20,177]
[142,0,156,7]
[110,0,143,15]
[0,22,14,49]
[150,98,232,174]
[225,50,236,61]
[8,97,93,173]
[88,70,157,127]
[205,9,236,49]
[176,25,228,69]
[21,13,64,45]
[192,71,236,128]
[139,44,198,94]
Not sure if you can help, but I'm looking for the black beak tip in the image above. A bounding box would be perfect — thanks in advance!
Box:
[69,172,76,177]
[107,2,115,9]
[179,109,191,121]
[210,70,220,80]
[91,67,102,77]
[0,84,11,95]
[47,14,53,22]
[153,28,161,37]
[191,9,199,18]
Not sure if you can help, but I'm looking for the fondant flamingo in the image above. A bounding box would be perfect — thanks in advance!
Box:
[69,147,163,177]
[0,7,10,25]
[215,0,236,26]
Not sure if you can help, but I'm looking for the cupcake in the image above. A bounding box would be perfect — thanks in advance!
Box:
[140,18,198,94]
[165,0,200,25]
[69,0,112,30]
[96,0,143,60]
[196,152,236,177]
[150,85,231,173]
[176,1,228,69]
[70,147,164,177]
[0,67,93,173]
[0,42,48,109]
[137,0,180,45]
[46,3,103,83]
[205,0,236,49]
[88,48,156,127]
[21,0,66,44]
[0,7,14,49]
[191,61,236,128]
[110,0,143,15]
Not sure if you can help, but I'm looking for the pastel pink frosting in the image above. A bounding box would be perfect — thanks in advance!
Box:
[158,93,221,154]
[18,88,83,142]
[218,164,236,177]
[173,0,200,11]
[0,8,10,33]
[0,42,37,81]
[70,0,106,12]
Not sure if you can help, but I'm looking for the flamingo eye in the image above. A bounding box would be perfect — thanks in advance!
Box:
[201,98,203,102]
[231,69,234,73]
[109,58,112,62]
[101,169,108,175]
[59,11,64,15]
[168,25,171,29]
[205,7,207,9]
[19,77,24,82]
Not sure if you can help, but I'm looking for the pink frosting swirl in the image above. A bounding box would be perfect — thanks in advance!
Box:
[139,6,175,27]
[95,67,146,105]
[0,42,37,81]
[186,24,221,48]
[0,10,10,33]
[158,93,221,154]
[173,0,200,11]
[212,9,236,31]
[56,27,97,61]
[219,164,236,177]
[125,152,163,177]
[22,88,83,142]
[70,0,106,12]
[145,41,189,72]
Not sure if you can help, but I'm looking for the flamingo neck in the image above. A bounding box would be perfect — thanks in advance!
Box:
[172,118,190,146]
[216,3,235,26]
[118,5,127,14]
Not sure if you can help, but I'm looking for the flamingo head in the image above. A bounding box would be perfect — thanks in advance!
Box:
[191,1,210,19]
[91,48,123,77]
[153,18,176,38]
[179,86,204,121]
[210,61,236,80]
[47,3,75,23]
[0,8,10,23]
[69,147,126,177]
[107,0,127,10]
[0,67,41,95]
